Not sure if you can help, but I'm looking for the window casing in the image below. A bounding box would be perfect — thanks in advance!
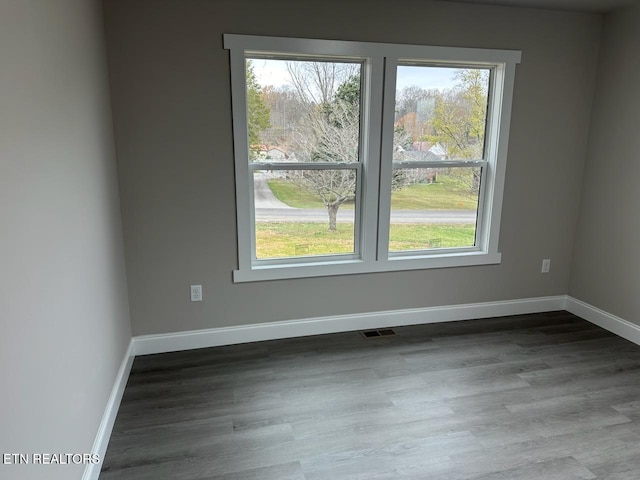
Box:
[224,35,520,282]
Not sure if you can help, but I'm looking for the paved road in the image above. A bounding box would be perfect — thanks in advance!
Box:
[253,173,292,209]
[254,173,476,223]
[256,208,476,224]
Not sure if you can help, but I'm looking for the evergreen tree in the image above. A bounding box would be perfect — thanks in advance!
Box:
[245,60,270,159]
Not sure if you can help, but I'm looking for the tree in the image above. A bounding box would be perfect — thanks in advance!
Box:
[395,86,439,141]
[283,64,361,231]
[286,61,358,107]
[391,126,413,191]
[245,60,270,158]
[260,85,308,146]
[292,72,415,230]
[456,69,489,147]
[335,74,361,107]
[294,100,359,231]
[428,69,489,160]
[427,69,489,192]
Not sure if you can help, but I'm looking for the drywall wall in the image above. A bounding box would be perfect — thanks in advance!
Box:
[0,1,131,479]
[103,0,601,336]
[570,4,640,324]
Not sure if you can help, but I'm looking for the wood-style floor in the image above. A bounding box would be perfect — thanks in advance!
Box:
[100,312,640,480]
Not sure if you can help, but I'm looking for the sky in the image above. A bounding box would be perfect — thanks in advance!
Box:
[396,65,461,91]
[250,58,463,93]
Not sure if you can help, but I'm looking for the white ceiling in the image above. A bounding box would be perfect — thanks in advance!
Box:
[439,0,639,13]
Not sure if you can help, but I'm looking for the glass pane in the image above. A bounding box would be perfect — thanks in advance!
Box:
[394,65,490,162]
[246,57,362,163]
[389,167,481,252]
[253,169,356,259]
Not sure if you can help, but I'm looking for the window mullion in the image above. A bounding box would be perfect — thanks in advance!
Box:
[360,56,385,264]
[376,57,398,262]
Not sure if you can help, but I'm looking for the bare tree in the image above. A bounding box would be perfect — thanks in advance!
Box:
[260,85,309,146]
[286,61,358,109]
[288,70,414,230]
[293,101,359,231]
[276,62,362,231]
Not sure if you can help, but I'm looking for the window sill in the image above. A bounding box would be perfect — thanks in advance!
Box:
[233,251,502,283]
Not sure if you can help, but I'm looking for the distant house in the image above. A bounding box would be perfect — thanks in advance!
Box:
[412,141,432,152]
[397,150,441,163]
[429,143,447,158]
[255,146,292,162]
[410,141,447,159]
[257,148,298,178]
[395,144,448,184]
[265,147,287,160]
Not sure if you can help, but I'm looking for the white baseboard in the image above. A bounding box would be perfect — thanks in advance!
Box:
[133,295,567,356]
[565,296,640,347]
[83,339,135,480]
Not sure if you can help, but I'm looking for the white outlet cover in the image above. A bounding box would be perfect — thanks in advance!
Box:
[190,284,203,302]
[541,259,551,273]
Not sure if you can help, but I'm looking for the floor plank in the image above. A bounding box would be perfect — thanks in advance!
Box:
[100,312,640,479]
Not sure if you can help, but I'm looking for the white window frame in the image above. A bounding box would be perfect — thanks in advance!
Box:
[224,34,521,283]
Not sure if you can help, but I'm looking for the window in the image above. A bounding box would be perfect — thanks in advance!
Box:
[225,35,520,282]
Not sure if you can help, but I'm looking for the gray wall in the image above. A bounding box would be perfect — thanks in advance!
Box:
[0,1,131,478]
[570,4,640,324]
[103,0,602,336]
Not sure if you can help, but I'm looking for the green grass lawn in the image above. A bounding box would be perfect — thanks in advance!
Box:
[256,222,355,258]
[256,222,476,259]
[391,181,477,210]
[389,224,476,251]
[268,174,477,210]
[265,180,328,209]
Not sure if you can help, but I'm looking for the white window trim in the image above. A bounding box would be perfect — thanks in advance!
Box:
[224,34,521,283]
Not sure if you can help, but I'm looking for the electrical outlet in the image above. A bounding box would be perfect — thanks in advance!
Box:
[541,259,551,274]
[190,284,203,302]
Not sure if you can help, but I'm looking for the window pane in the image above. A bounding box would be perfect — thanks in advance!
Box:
[394,66,490,162]
[253,170,356,259]
[246,58,362,163]
[389,167,481,252]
